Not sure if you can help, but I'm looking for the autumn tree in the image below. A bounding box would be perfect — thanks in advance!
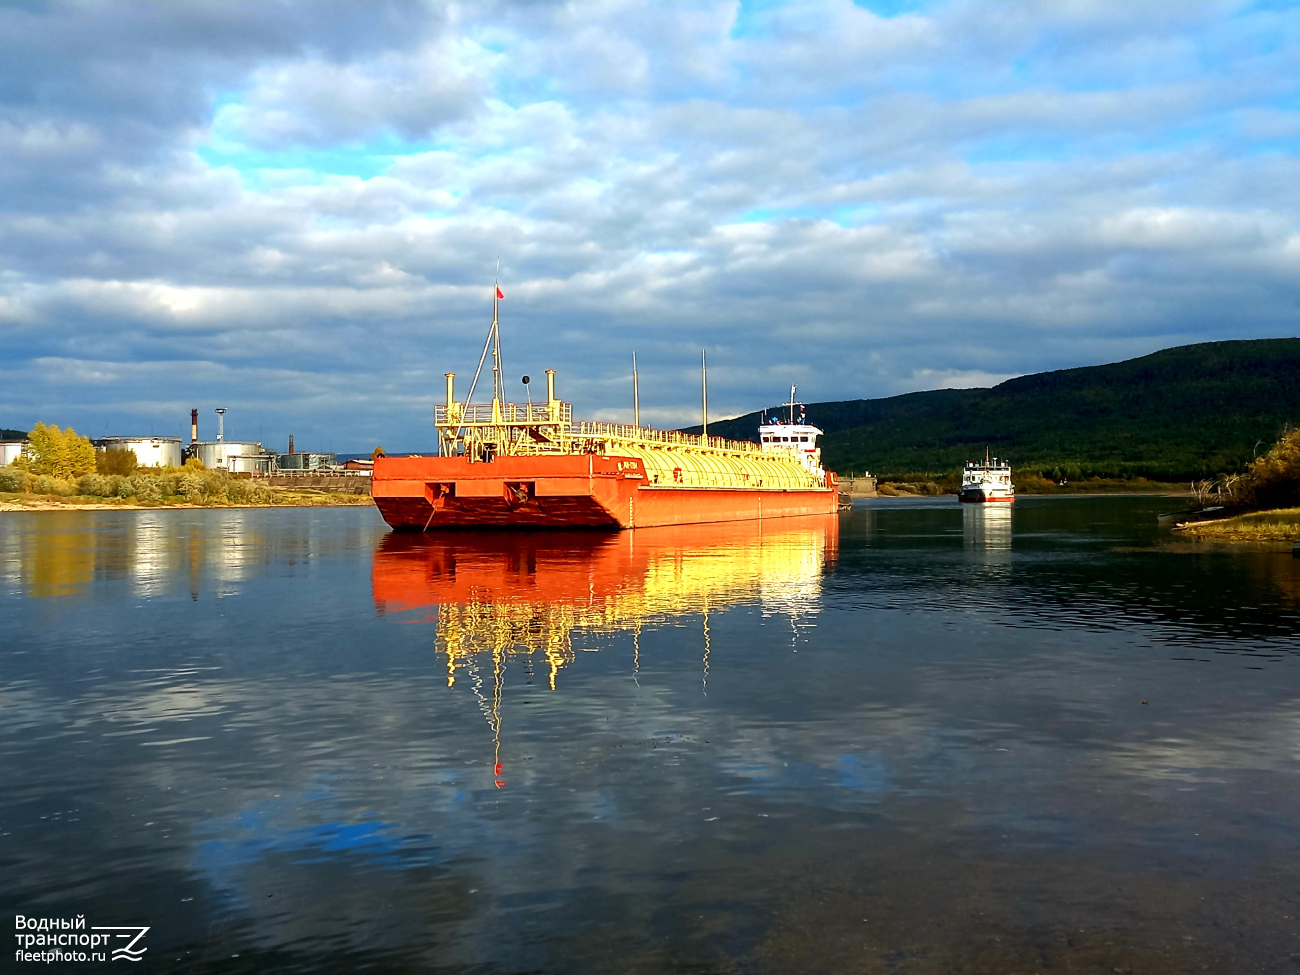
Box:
[22,423,98,479]
[97,447,138,476]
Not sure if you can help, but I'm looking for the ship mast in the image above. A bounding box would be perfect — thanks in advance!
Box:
[632,351,640,428]
[701,349,708,438]
[491,259,504,422]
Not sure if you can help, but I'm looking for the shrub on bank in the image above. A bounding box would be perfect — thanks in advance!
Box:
[3,465,281,505]
[0,467,30,492]
[877,479,945,496]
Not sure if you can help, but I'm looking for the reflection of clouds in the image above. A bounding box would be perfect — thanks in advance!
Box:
[1107,704,1300,784]
[98,678,230,728]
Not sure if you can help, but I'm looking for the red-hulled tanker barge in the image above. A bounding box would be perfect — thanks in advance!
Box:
[372,300,841,530]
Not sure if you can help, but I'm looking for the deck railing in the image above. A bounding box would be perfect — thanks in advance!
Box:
[575,421,762,454]
[436,402,573,425]
[433,401,766,456]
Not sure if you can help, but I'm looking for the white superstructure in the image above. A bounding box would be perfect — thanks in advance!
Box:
[758,385,826,478]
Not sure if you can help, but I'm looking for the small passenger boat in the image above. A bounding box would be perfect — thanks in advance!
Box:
[959,450,1015,504]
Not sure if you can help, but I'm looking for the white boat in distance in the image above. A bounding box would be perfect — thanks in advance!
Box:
[959,449,1015,504]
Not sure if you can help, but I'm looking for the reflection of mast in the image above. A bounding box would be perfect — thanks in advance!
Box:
[492,646,505,789]
[702,598,711,696]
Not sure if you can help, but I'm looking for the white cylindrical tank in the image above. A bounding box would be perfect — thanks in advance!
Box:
[0,441,27,466]
[228,452,273,475]
[193,440,267,472]
[97,436,183,468]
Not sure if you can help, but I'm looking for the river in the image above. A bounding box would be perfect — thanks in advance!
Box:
[2,498,1298,973]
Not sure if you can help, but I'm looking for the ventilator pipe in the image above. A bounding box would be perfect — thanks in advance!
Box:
[445,372,455,407]
[546,369,556,406]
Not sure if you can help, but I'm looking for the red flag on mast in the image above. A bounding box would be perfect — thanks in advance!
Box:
[495,285,505,300]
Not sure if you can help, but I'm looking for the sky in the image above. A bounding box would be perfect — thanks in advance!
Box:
[1,0,1298,453]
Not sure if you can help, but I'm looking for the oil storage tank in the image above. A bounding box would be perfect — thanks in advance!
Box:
[277,451,337,471]
[0,441,27,466]
[96,436,183,468]
[193,440,273,473]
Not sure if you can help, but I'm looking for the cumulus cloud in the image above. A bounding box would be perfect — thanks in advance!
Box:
[0,0,1298,447]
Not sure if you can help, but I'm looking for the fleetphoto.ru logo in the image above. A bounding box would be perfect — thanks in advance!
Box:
[15,914,149,963]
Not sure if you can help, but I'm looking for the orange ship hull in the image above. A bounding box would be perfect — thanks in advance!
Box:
[373,454,839,530]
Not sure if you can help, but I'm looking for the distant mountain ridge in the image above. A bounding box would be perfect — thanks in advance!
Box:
[686,338,1300,481]
[1,428,26,441]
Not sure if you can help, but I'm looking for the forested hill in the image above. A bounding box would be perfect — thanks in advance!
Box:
[1,428,26,441]
[686,338,1300,481]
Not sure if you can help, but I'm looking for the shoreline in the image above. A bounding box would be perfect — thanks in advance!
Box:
[861,491,1189,501]
[1,493,374,513]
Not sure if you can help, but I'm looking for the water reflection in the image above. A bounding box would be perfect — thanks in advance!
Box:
[962,502,1012,553]
[0,509,378,601]
[7,501,1300,973]
[372,517,837,791]
[372,516,838,690]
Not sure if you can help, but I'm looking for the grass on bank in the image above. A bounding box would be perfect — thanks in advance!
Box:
[0,466,371,508]
[1177,508,1300,542]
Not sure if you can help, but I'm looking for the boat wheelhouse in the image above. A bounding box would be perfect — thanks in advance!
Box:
[758,386,826,478]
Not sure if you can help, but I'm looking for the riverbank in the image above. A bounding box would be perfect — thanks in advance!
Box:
[0,490,373,512]
[1,466,374,511]
[876,476,1187,498]
[1175,507,1300,542]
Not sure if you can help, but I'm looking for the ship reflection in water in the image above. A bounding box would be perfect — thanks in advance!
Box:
[372,517,838,784]
[962,502,1012,562]
[373,517,838,687]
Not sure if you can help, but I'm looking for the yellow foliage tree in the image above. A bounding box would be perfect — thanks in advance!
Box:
[22,423,98,479]
[1240,426,1300,510]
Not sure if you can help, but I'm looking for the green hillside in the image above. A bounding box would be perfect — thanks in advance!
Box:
[687,338,1300,481]
[1,428,26,441]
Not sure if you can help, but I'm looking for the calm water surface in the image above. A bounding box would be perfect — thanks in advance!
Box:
[3,498,1299,973]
